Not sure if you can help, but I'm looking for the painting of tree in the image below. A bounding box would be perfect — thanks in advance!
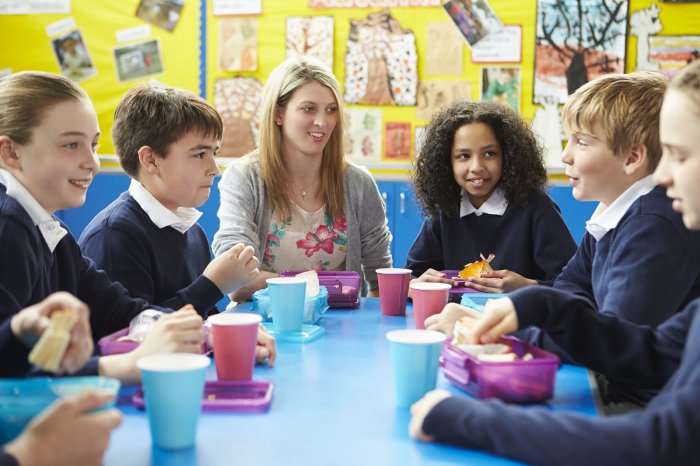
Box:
[534,0,629,104]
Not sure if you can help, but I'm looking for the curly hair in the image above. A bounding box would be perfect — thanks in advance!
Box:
[413,100,547,218]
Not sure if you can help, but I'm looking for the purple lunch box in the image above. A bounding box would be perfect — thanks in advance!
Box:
[132,380,273,412]
[441,270,482,303]
[98,327,209,356]
[280,271,360,308]
[441,336,560,403]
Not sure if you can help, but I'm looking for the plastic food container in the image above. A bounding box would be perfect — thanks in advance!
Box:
[0,377,120,442]
[441,270,482,302]
[98,327,209,356]
[132,380,273,412]
[459,292,505,311]
[280,271,361,308]
[441,336,560,403]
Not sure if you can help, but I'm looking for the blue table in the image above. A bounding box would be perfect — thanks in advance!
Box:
[104,298,599,466]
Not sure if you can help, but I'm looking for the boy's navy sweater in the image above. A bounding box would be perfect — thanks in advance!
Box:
[423,287,696,466]
[405,190,576,284]
[0,186,165,376]
[78,192,222,316]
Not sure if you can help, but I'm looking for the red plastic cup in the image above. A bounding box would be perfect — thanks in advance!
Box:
[376,268,412,316]
[410,282,452,329]
[209,313,262,381]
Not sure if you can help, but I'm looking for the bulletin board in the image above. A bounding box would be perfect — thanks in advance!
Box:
[1,0,700,177]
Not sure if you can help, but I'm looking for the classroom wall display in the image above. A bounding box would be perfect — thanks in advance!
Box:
[480,66,520,111]
[384,122,412,161]
[649,35,700,76]
[113,39,164,82]
[416,80,472,121]
[343,9,417,106]
[213,76,262,158]
[135,0,184,32]
[308,0,441,7]
[534,0,629,104]
[630,2,664,71]
[218,17,257,71]
[425,22,463,76]
[50,29,97,82]
[286,15,334,68]
[345,108,382,164]
[442,0,503,47]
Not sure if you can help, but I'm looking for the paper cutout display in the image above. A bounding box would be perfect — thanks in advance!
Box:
[345,108,382,164]
[113,39,164,82]
[425,22,463,75]
[286,16,334,68]
[416,80,471,121]
[631,3,664,71]
[213,77,263,157]
[384,122,411,161]
[135,0,184,33]
[534,0,628,104]
[308,0,441,7]
[649,35,700,78]
[471,25,522,63]
[414,126,426,159]
[218,17,258,71]
[481,66,520,111]
[442,0,503,47]
[50,29,97,83]
[344,9,417,106]
[531,97,565,171]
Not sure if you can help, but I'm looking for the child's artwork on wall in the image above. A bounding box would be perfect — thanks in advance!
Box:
[135,0,184,32]
[416,80,471,121]
[384,122,411,161]
[414,126,426,159]
[309,0,441,7]
[630,2,664,71]
[481,66,520,111]
[50,29,97,82]
[345,108,382,164]
[649,35,700,78]
[531,96,565,171]
[425,22,463,76]
[113,39,164,82]
[213,77,262,157]
[471,25,522,63]
[218,17,257,71]
[534,0,628,104]
[344,9,417,106]
[286,16,334,68]
[442,0,502,47]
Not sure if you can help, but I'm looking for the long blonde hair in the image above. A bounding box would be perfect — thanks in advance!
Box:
[255,56,346,220]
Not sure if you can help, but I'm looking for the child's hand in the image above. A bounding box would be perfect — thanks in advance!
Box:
[11,291,93,374]
[134,307,204,357]
[204,243,260,295]
[408,269,455,298]
[255,325,276,367]
[469,297,519,344]
[467,269,537,293]
[424,303,480,336]
[409,389,452,442]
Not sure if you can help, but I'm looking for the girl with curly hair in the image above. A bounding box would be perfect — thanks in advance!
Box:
[406,100,576,293]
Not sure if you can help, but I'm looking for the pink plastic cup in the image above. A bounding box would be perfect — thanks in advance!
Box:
[209,313,262,381]
[410,282,452,329]
[376,268,412,316]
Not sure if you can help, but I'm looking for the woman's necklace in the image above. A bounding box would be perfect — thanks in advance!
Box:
[294,180,319,200]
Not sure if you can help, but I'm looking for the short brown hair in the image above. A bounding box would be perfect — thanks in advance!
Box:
[0,71,88,145]
[669,60,700,117]
[562,71,667,171]
[113,83,223,178]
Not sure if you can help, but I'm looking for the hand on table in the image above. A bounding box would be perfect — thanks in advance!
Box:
[409,269,455,298]
[230,270,279,303]
[256,324,276,367]
[409,389,453,442]
[466,269,537,293]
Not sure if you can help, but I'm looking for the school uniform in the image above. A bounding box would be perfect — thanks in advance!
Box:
[422,286,697,466]
[79,180,222,316]
[0,170,163,359]
[0,320,31,377]
[405,188,576,285]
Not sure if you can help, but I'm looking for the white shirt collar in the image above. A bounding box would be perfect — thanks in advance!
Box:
[128,179,202,234]
[0,168,67,252]
[585,175,656,241]
[460,187,508,217]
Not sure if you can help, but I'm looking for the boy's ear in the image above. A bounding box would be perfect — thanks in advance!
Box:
[623,144,649,176]
[0,136,21,170]
[138,146,160,175]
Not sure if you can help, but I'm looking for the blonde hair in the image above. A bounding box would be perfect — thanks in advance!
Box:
[0,71,88,145]
[254,56,346,220]
[561,71,667,171]
[669,60,700,117]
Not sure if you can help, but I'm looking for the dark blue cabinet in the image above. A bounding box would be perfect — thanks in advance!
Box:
[376,181,425,269]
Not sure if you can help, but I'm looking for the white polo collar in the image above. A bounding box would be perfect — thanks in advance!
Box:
[460,187,508,217]
[128,179,202,234]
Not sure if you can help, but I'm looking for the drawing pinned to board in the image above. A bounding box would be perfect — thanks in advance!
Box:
[649,35,700,78]
[345,108,382,164]
[630,2,663,71]
[213,77,263,157]
[481,66,520,111]
[50,29,97,83]
[344,9,417,106]
[534,0,628,104]
[442,0,502,47]
[286,16,334,68]
[113,39,164,82]
[218,17,258,71]
[532,97,565,171]
[425,22,463,76]
[414,126,426,159]
[384,122,411,161]
[136,0,184,32]
[416,80,471,121]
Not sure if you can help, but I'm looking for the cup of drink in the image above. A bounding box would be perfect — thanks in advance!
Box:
[137,353,210,450]
[266,277,308,333]
[410,282,452,329]
[386,329,446,408]
[376,268,412,316]
[209,313,261,381]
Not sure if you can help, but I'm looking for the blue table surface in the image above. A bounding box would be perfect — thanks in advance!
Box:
[104,298,599,466]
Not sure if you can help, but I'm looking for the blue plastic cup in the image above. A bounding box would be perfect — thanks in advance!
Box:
[266,277,308,333]
[386,329,447,408]
[137,353,210,450]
